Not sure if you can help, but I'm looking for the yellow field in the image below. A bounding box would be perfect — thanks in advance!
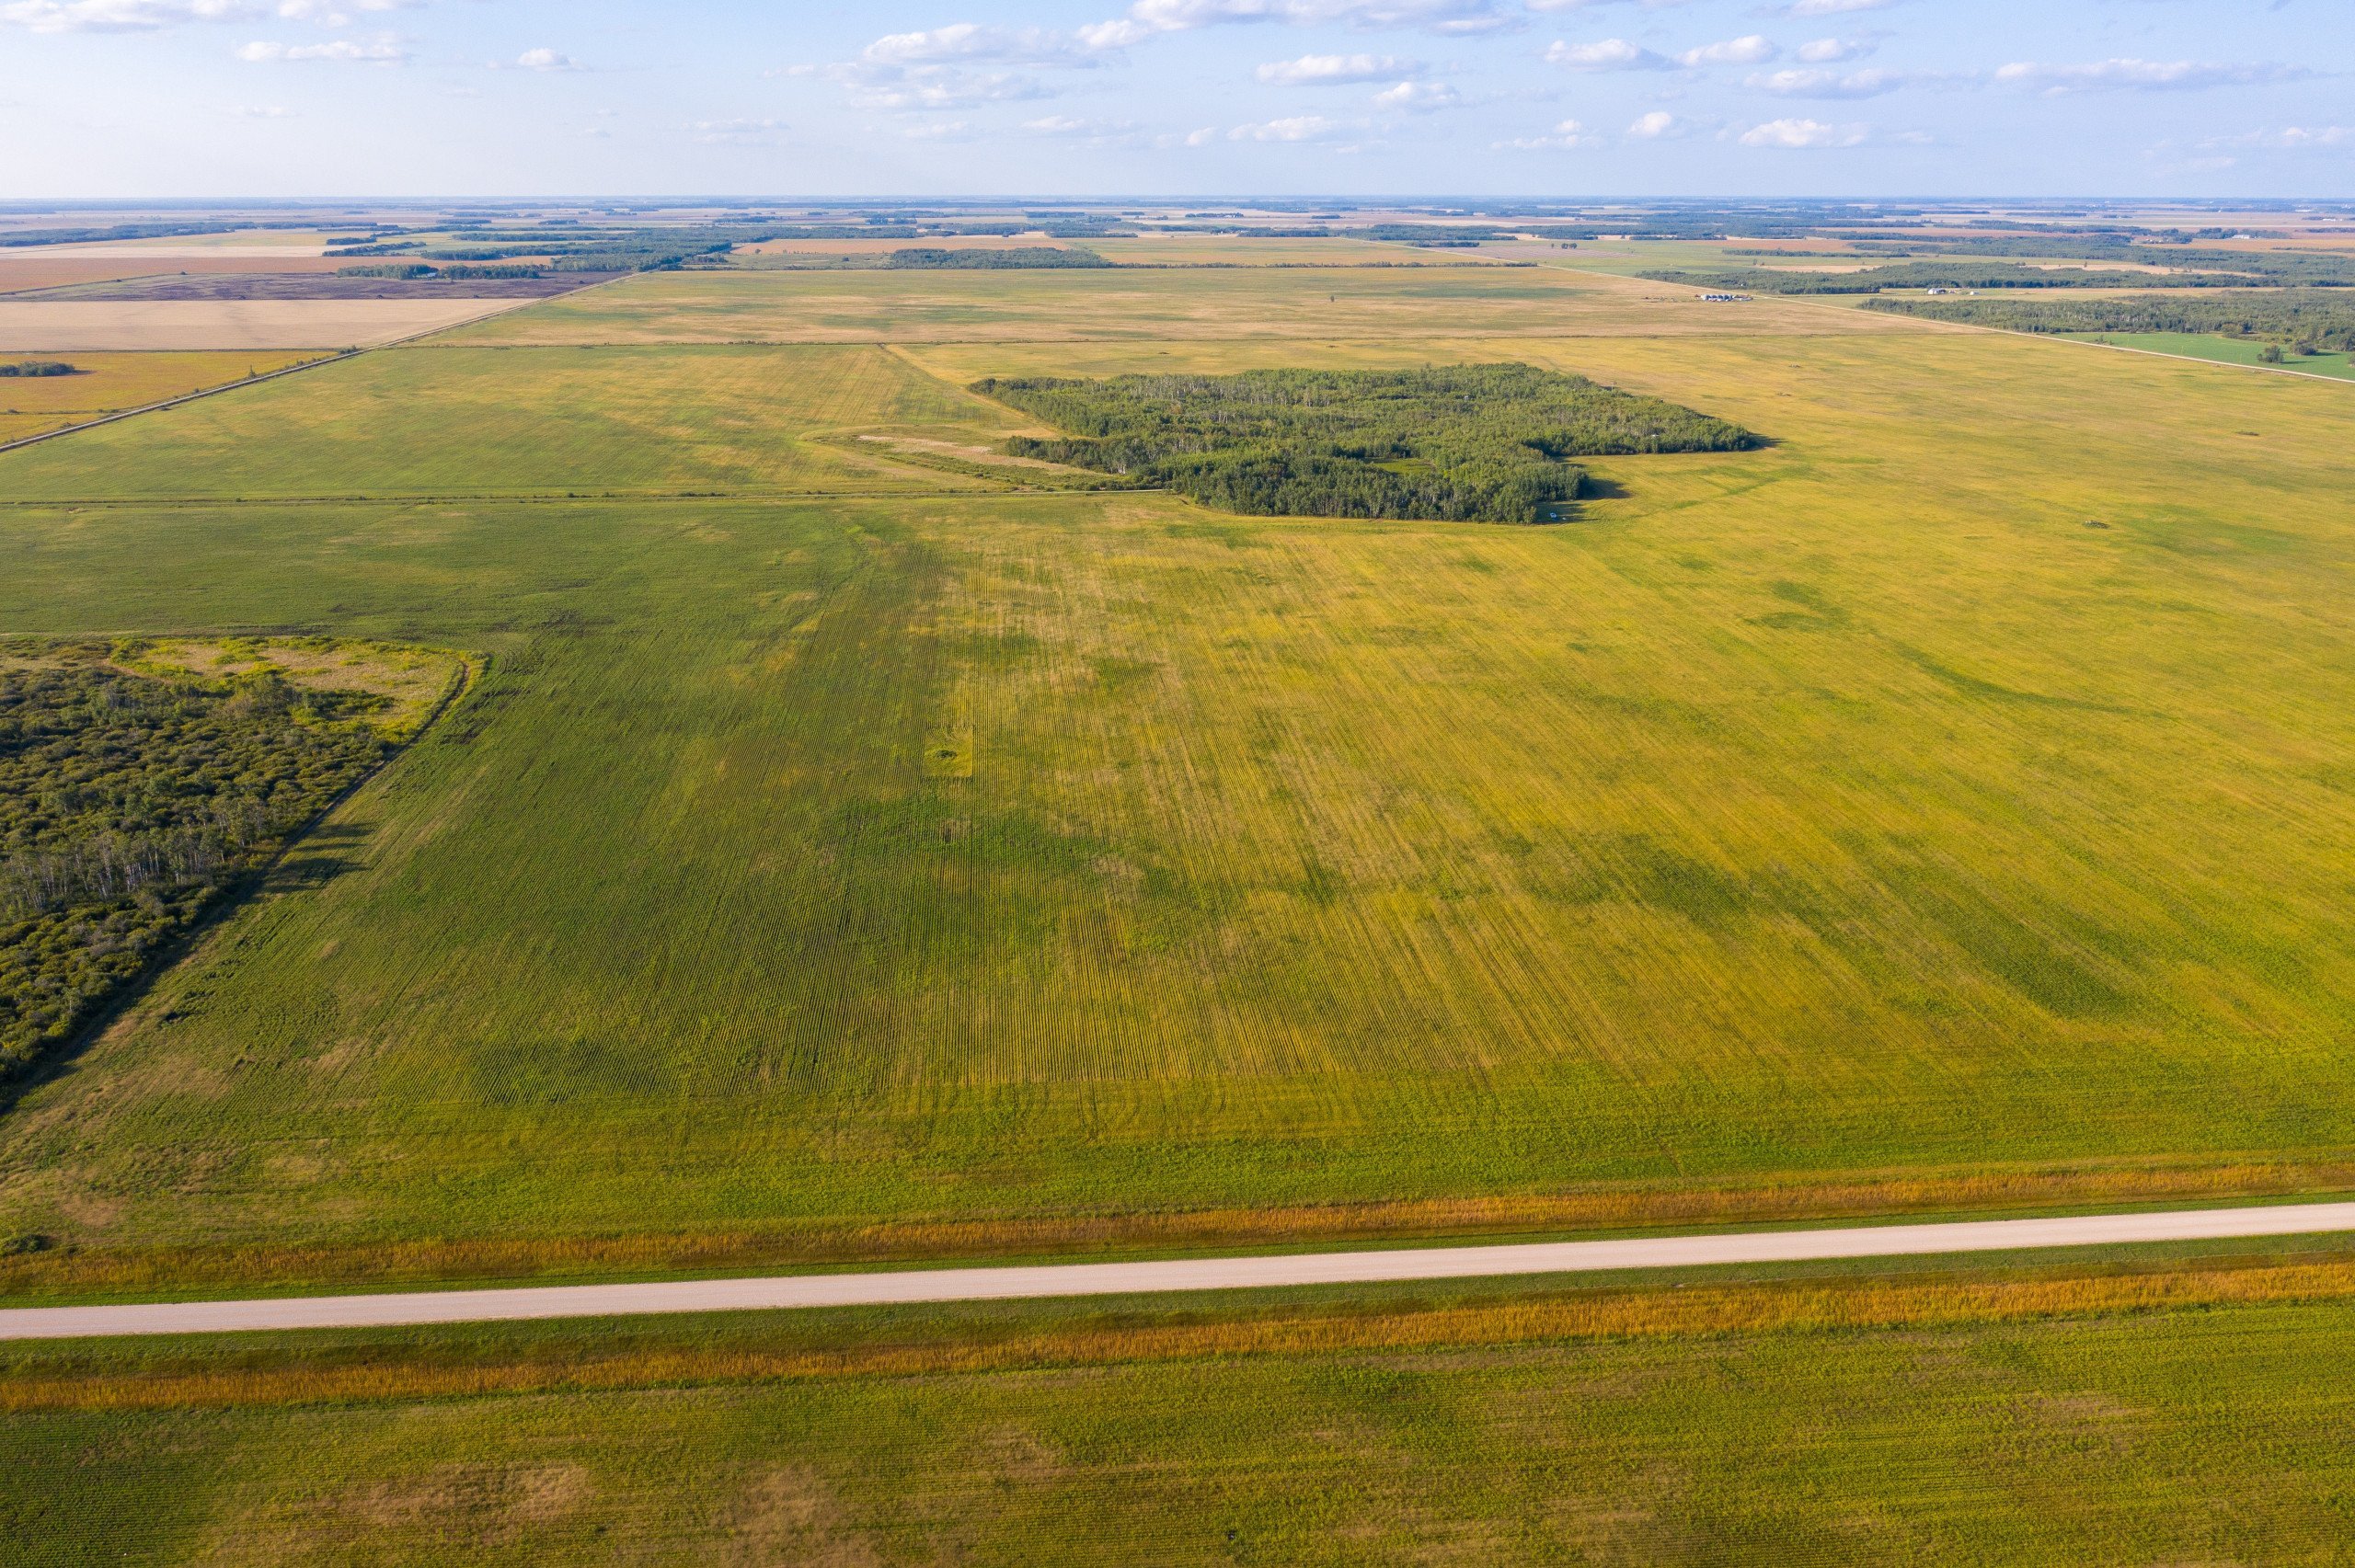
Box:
[6,294,2355,1276]
[1089,235,1513,267]
[0,349,323,444]
[0,344,1024,497]
[439,265,1914,346]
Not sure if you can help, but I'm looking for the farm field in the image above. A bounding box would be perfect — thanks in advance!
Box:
[12,1272,2355,1565]
[2059,329,2355,381]
[0,299,523,352]
[0,255,349,296]
[3,263,2355,1291]
[0,344,1023,498]
[438,265,1910,346]
[0,350,322,445]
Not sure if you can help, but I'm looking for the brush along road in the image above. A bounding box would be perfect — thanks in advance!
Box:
[7,1201,2355,1340]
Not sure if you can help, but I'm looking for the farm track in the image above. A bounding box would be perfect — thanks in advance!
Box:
[9,1202,2355,1339]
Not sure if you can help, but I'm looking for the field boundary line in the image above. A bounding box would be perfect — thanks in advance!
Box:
[10,1201,2355,1339]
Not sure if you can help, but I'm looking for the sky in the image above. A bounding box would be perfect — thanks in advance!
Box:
[2,0,2350,200]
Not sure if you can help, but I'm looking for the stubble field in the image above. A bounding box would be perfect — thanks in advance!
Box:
[0,349,324,445]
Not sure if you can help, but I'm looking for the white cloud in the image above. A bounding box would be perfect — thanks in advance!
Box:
[1495,116,1602,148]
[272,0,414,24]
[1626,109,1683,137]
[902,119,974,140]
[236,30,405,61]
[1995,58,2312,94]
[1155,124,1223,146]
[1748,65,1903,97]
[228,102,294,116]
[2,0,255,30]
[689,117,785,143]
[5,0,418,29]
[1373,78,1459,109]
[1739,115,1866,147]
[511,47,578,72]
[1784,0,1889,15]
[862,23,1094,67]
[1020,113,1137,138]
[1545,36,1667,70]
[1678,34,1775,67]
[1526,0,1696,8]
[1230,112,1345,140]
[1796,36,1872,63]
[1258,52,1420,84]
[2210,125,2354,151]
[1086,0,1516,46]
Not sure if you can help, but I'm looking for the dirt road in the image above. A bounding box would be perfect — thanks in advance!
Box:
[7,1200,2352,1340]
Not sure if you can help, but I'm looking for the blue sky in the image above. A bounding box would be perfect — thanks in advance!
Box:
[3,0,2350,199]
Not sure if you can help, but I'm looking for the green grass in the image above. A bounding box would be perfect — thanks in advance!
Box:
[0,344,1022,499]
[2058,330,2355,381]
[3,303,2355,1277]
[13,1289,2355,1563]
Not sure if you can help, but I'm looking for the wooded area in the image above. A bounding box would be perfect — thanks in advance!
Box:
[0,648,396,1085]
[974,364,1757,524]
[1866,290,2355,352]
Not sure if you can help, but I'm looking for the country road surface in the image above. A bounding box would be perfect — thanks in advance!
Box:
[7,1200,2355,1340]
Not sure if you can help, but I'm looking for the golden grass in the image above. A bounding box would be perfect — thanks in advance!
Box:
[14,1255,2355,1413]
[0,350,322,444]
[123,638,472,741]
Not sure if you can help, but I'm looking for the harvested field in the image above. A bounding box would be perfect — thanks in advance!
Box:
[0,344,1024,498]
[0,350,323,446]
[1093,235,1518,267]
[18,273,620,303]
[0,299,523,351]
[0,256,348,297]
[442,265,1913,346]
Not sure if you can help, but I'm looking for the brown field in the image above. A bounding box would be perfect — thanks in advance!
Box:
[0,298,523,351]
[0,254,348,296]
[0,349,322,445]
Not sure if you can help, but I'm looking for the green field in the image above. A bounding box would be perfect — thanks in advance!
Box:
[1,264,2354,1290]
[2059,330,2355,381]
